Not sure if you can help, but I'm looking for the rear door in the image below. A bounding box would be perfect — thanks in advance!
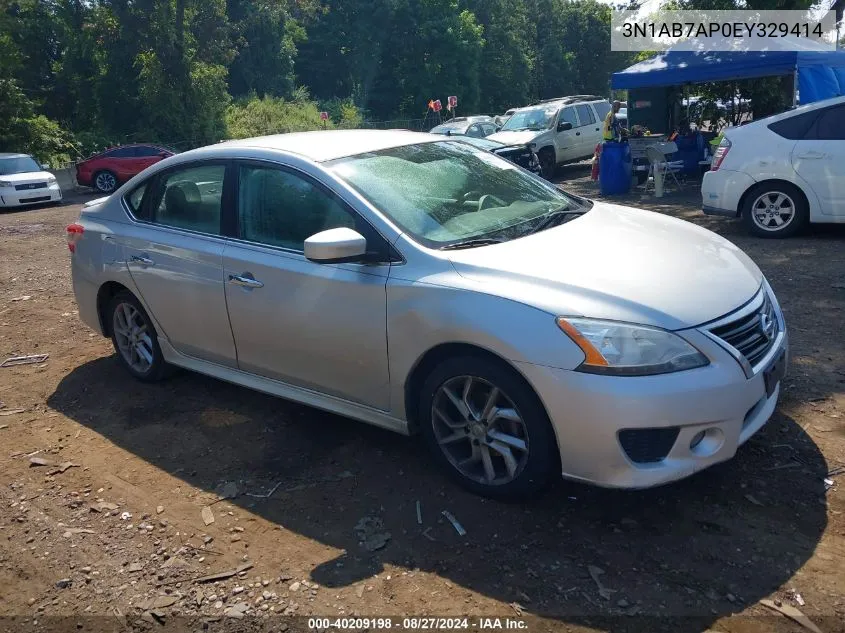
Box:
[122,160,237,366]
[791,103,845,217]
[132,145,167,175]
[221,160,392,409]
[576,104,601,155]
[554,106,581,162]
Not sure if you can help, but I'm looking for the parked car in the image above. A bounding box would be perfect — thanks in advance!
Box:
[489,96,611,179]
[702,96,845,237]
[68,130,788,498]
[454,136,541,174]
[0,153,62,209]
[429,117,497,138]
[76,144,176,194]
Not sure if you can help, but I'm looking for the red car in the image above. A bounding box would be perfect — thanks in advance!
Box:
[76,144,175,194]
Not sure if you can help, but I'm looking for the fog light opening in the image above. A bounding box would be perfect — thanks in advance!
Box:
[689,427,724,457]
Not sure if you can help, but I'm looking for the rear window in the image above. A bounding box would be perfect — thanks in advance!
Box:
[593,101,611,121]
[768,111,819,140]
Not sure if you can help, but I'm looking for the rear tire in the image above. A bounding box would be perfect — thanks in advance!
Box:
[93,170,118,194]
[741,182,808,238]
[418,355,558,499]
[108,291,169,383]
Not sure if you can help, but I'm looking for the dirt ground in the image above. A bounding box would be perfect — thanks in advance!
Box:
[1,170,844,633]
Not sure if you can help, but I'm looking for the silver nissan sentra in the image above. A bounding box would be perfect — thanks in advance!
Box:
[68,130,788,498]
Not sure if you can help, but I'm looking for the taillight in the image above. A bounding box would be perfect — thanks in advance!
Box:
[66,223,84,253]
[711,138,731,171]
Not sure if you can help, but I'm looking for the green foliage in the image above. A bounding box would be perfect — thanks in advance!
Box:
[225,93,335,139]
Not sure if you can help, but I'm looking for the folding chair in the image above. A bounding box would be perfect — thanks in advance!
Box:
[645,145,683,193]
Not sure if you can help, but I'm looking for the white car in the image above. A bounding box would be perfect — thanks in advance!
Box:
[488,96,611,179]
[702,96,845,237]
[0,153,62,209]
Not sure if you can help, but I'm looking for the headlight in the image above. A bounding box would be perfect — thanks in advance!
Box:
[557,317,709,376]
[0,180,12,187]
[47,175,57,184]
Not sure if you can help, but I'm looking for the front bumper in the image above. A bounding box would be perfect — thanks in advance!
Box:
[516,296,788,489]
[0,184,62,208]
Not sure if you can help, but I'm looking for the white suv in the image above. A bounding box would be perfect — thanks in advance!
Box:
[489,96,611,179]
[702,96,845,238]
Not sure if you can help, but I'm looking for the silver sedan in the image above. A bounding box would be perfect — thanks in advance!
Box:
[68,130,788,498]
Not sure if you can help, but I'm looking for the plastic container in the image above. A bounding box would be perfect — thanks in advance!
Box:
[599,142,632,196]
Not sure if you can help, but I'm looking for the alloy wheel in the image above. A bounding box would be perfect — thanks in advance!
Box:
[431,375,530,486]
[95,172,117,193]
[112,302,155,374]
[751,191,796,232]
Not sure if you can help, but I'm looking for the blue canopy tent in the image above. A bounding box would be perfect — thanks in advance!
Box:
[612,38,845,104]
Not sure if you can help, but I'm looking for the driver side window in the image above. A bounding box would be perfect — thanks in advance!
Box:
[559,107,578,129]
[237,165,355,251]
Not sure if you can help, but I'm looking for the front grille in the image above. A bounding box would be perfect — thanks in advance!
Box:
[618,428,679,464]
[15,182,47,191]
[19,195,51,203]
[708,292,778,369]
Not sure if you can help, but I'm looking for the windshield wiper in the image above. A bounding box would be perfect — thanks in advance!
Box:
[528,209,583,234]
[440,238,505,250]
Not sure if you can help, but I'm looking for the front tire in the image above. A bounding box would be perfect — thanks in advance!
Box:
[93,170,118,194]
[108,291,168,382]
[742,183,808,238]
[538,149,556,180]
[418,355,558,499]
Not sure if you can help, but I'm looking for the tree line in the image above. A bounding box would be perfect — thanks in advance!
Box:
[0,0,633,164]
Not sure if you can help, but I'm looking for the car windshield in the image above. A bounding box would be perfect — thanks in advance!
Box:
[327,141,581,248]
[501,106,557,131]
[429,123,469,135]
[0,156,41,175]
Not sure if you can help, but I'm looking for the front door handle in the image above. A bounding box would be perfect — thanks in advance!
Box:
[130,255,154,266]
[228,273,264,289]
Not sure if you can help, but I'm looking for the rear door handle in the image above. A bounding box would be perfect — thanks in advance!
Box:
[796,151,827,159]
[130,255,154,266]
[228,273,264,289]
[575,131,580,136]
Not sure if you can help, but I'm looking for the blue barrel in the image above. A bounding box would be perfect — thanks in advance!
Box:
[599,141,632,195]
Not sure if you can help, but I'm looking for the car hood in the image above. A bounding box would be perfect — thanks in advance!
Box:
[446,202,763,330]
[487,130,547,146]
[0,171,54,184]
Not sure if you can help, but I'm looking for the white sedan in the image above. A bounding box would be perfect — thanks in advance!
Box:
[0,153,63,208]
[702,96,845,237]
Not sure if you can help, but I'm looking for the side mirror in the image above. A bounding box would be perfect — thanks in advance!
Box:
[304,227,367,264]
[495,126,502,132]
[41,163,50,170]
[557,121,572,132]
[158,151,169,158]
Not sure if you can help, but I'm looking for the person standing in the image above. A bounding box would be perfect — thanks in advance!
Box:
[602,100,623,142]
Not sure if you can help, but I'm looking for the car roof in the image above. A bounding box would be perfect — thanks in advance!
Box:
[0,153,32,159]
[215,129,439,162]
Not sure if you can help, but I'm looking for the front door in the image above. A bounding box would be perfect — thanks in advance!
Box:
[554,106,581,163]
[791,103,845,217]
[222,161,391,410]
[123,161,237,366]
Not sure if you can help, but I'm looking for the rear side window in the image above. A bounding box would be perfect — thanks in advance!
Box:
[768,111,819,140]
[135,146,164,157]
[151,164,226,234]
[576,104,596,126]
[104,147,135,158]
[125,183,149,220]
[593,101,611,121]
[810,104,845,140]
